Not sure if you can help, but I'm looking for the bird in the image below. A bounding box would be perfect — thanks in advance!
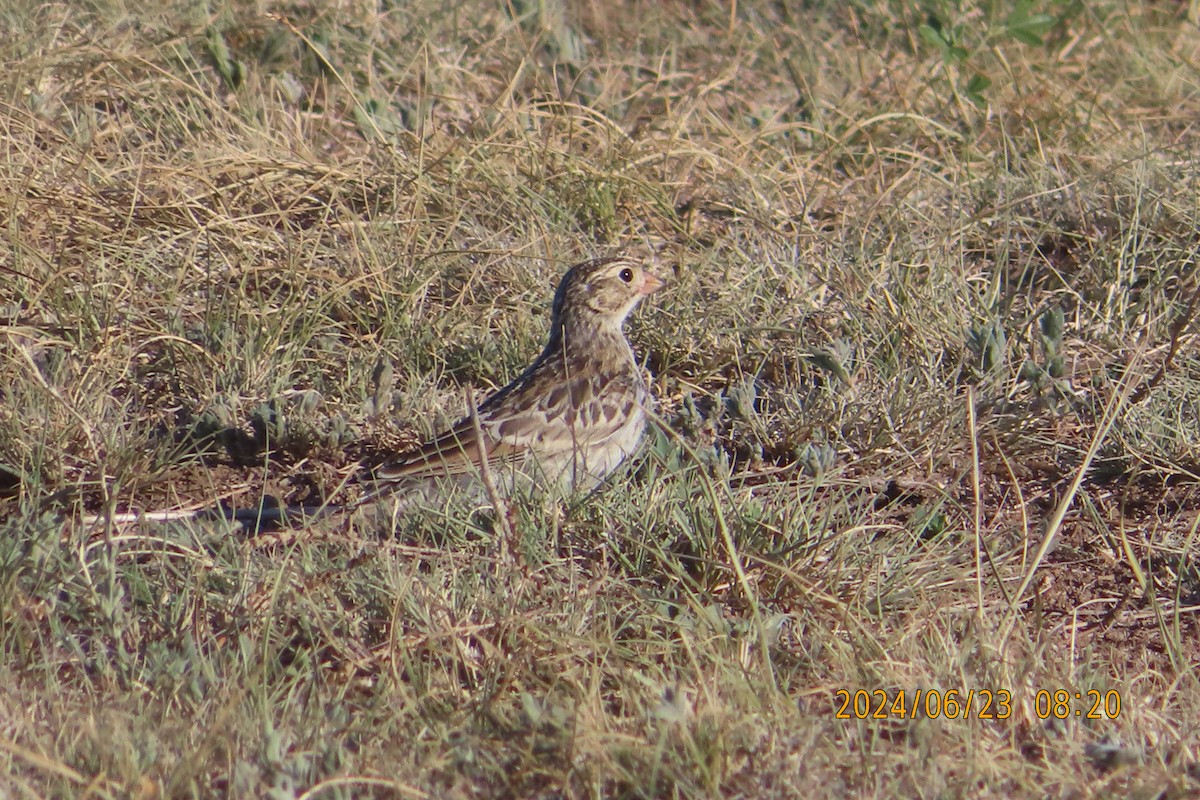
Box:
[96,256,663,531]
[363,255,664,507]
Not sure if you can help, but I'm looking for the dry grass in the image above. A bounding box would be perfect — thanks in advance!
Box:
[3,0,1200,796]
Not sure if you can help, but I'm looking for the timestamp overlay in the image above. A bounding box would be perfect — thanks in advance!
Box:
[833,688,1122,721]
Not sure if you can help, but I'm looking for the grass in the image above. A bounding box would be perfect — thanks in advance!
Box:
[3,0,1200,796]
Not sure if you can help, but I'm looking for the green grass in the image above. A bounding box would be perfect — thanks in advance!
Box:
[3,0,1200,796]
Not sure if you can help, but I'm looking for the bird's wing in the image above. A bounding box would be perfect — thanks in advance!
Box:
[373,372,643,486]
[492,371,646,458]
[371,415,523,483]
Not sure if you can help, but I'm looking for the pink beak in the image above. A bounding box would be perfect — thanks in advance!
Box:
[639,272,665,296]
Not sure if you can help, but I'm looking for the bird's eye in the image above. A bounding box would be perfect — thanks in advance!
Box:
[618,268,634,283]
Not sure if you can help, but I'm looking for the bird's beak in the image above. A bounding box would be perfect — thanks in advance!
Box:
[639,272,665,296]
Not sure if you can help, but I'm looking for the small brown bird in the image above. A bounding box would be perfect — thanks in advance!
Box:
[365,256,664,506]
[97,257,662,532]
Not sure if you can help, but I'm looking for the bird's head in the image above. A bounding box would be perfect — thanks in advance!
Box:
[551,257,664,334]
